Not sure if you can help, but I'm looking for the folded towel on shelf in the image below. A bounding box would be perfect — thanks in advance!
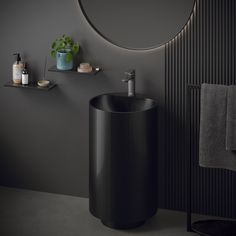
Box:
[199,83,236,171]
[226,86,236,150]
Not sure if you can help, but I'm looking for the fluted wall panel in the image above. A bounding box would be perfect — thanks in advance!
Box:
[165,0,236,218]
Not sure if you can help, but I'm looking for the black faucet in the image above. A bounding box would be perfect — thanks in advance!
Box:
[122,69,135,97]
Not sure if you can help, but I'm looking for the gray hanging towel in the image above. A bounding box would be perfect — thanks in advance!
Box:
[226,86,236,150]
[199,83,236,171]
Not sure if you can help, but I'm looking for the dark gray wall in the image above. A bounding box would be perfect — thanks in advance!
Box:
[0,0,165,197]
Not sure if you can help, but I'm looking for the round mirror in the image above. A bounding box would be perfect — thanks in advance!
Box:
[79,0,195,50]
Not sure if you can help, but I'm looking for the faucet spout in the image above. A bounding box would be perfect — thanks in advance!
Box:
[122,69,136,97]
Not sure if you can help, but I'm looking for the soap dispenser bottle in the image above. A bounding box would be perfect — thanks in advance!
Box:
[22,63,29,85]
[12,53,23,84]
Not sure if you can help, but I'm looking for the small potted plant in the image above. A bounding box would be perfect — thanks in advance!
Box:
[51,35,79,70]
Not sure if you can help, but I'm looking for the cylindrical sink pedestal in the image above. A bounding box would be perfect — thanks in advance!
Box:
[89,94,158,229]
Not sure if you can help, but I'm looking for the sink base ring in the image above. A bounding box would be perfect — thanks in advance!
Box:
[101,220,145,229]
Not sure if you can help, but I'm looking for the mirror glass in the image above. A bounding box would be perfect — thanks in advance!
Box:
[79,0,195,50]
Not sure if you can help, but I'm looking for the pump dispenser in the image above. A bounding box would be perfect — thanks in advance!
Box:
[12,53,23,84]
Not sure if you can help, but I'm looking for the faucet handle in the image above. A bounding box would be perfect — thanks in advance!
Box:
[124,69,135,80]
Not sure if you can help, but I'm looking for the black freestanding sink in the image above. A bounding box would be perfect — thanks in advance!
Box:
[89,93,158,229]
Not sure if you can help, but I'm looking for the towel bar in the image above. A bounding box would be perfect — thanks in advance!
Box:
[186,84,236,236]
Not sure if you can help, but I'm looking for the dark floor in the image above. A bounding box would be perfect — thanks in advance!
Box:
[0,186,199,236]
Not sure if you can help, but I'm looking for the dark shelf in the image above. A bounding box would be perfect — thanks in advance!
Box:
[48,65,102,75]
[4,81,56,91]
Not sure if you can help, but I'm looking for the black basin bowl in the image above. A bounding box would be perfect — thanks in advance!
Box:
[89,93,158,229]
[90,93,157,113]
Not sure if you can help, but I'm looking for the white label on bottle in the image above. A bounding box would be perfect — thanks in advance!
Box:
[13,69,22,81]
[22,74,29,85]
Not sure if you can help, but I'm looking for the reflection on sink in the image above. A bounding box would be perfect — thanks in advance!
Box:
[90,93,157,113]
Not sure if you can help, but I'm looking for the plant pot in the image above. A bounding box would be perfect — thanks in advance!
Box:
[56,50,73,70]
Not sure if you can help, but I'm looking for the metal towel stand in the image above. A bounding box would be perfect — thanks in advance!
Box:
[186,84,236,236]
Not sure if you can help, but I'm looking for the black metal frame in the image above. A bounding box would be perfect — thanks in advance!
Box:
[186,84,236,236]
[186,84,200,232]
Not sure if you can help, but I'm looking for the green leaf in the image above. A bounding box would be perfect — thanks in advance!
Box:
[60,42,66,48]
[51,50,56,58]
[65,37,72,43]
[72,44,79,54]
[51,42,56,49]
[55,46,62,52]
[66,52,73,62]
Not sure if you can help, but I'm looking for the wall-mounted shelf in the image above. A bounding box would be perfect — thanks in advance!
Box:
[48,65,102,76]
[4,81,56,91]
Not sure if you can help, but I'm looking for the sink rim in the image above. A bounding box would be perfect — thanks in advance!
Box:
[90,93,157,114]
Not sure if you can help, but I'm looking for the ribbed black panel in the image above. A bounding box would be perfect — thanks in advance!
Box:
[165,0,236,218]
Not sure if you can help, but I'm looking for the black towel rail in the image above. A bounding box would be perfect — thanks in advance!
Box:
[186,84,236,236]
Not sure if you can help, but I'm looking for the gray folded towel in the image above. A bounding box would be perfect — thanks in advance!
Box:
[199,83,236,171]
[226,86,236,150]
